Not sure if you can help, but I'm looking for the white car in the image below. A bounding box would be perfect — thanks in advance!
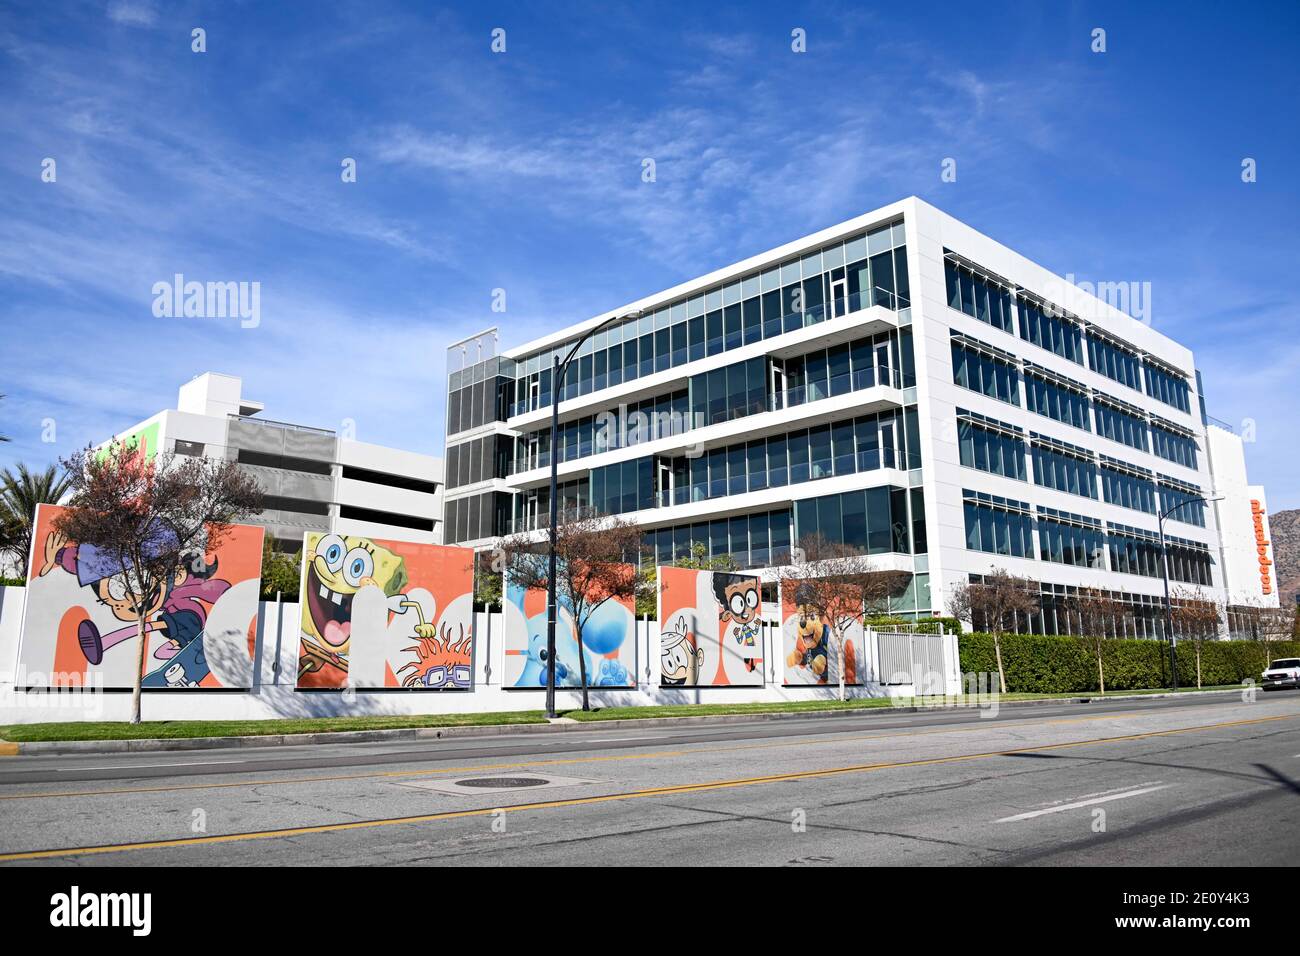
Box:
[1261,657,1300,691]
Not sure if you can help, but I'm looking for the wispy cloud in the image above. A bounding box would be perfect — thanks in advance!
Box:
[105,1,157,28]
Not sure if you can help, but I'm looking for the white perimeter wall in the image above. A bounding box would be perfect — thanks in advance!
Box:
[0,588,960,724]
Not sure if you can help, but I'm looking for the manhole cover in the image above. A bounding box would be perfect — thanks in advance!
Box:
[455,777,551,789]
[394,773,600,796]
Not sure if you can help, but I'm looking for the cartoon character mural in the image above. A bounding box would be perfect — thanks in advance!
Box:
[296,532,475,689]
[502,564,636,689]
[656,567,764,687]
[781,580,862,686]
[19,503,264,689]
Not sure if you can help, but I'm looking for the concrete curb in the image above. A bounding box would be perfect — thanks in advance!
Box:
[1,688,1245,756]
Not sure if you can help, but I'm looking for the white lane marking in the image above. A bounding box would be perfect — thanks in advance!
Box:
[55,760,247,771]
[996,784,1170,823]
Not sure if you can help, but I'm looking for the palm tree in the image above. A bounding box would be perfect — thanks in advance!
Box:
[0,463,73,574]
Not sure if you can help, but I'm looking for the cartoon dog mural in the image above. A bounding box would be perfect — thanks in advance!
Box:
[782,580,860,686]
[656,567,764,687]
[296,533,475,689]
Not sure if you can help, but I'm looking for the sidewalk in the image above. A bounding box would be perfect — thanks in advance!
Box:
[0,688,1245,756]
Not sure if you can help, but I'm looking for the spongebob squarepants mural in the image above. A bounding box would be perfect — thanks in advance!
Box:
[296,533,475,689]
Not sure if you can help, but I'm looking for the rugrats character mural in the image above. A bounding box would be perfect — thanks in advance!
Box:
[656,567,764,687]
[18,503,264,689]
[296,532,474,689]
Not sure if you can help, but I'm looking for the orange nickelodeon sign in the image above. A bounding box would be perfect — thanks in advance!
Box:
[1250,499,1273,595]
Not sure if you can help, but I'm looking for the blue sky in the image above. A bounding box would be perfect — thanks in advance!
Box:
[2,1,1297,507]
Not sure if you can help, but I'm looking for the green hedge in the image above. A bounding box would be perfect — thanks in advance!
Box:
[867,615,964,634]
[958,632,1300,694]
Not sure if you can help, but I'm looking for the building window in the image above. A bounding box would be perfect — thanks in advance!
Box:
[795,486,912,555]
[1030,438,1098,499]
[1087,334,1143,391]
[951,335,1020,406]
[1037,508,1106,568]
[174,439,205,457]
[1106,524,1163,578]
[957,410,1026,480]
[1018,299,1083,364]
[1158,480,1207,526]
[1100,460,1157,514]
[1094,399,1149,452]
[944,258,1013,333]
[1024,369,1091,430]
[1151,424,1198,469]
[962,489,1034,558]
[1144,363,1191,413]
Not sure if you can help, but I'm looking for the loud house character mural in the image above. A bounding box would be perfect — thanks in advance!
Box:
[657,567,764,687]
[296,532,474,689]
[502,564,636,689]
[19,503,264,689]
[781,580,862,686]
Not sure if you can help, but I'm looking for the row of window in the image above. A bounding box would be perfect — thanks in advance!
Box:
[505,228,911,416]
[944,256,1192,412]
[794,487,926,556]
[511,329,914,476]
[951,331,1201,468]
[958,413,1206,525]
[588,407,918,518]
[968,577,1204,639]
[645,509,793,570]
[963,490,1214,584]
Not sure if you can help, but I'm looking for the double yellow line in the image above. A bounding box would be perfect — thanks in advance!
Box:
[0,711,1293,863]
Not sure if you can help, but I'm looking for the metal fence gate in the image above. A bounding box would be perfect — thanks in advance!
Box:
[874,628,950,694]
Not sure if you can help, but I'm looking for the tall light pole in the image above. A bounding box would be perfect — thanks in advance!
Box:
[544,308,642,718]
[1158,493,1224,692]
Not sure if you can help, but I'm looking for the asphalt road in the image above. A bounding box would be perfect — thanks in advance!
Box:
[1,692,1298,866]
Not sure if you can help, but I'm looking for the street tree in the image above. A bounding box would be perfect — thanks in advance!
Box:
[48,443,262,723]
[947,568,1041,695]
[785,533,910,701]
[1065,587,1130,694]
[1170,585,1223,689]
[0,462,73,573]
[499,510,643,711]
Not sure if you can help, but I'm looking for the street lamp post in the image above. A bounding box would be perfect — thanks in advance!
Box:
[1157,493,1224,693]
[544,309,641,719]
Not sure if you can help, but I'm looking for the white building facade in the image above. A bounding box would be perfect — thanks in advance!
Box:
[111,372,444,552]
[443,198,1273,636]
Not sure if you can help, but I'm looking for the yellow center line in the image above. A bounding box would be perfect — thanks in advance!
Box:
[0,704,1244,802]
[0,712,1292,863]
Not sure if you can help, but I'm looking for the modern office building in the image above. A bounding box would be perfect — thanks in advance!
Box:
[442,197,1275,633]
[109,372,444,552]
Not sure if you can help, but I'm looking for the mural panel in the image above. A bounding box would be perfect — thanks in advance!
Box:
[20,503,264,689]
[502,563,637,689]
[657,567,764,687]
[781,578,864,686]
[296,533,475,689]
